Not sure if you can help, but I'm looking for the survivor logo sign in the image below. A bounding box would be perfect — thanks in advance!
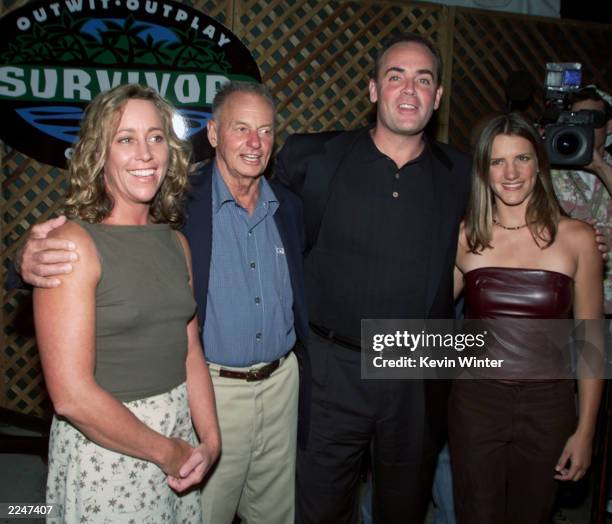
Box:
[0,0,261,167]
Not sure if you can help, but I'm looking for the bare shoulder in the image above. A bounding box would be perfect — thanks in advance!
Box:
[48,219,87,240]
[49,220,100,282]
[558,218,604,318]
[557,217,597,252]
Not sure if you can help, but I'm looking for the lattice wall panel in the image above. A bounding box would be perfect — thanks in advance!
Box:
[450,9,612,152]
[189,0,232,26]
[2,298,49,415]
[2,146,66,415]
[235,0,445,139]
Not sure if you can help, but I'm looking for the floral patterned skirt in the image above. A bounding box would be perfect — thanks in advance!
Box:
[46,382,202,523]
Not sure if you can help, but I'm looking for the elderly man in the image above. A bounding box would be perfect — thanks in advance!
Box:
[11,81,308,524]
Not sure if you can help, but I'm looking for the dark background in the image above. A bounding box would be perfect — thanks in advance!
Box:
[561,0,612,24]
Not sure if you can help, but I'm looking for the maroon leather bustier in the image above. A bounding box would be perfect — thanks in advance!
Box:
[463,267,574,379]
[464,267,572,319]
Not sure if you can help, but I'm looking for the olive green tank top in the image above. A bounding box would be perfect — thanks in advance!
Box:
[76,220,196,402]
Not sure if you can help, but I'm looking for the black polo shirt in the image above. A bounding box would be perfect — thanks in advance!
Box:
[305,128,435,339]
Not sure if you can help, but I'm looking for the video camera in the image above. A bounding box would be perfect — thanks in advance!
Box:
[542,63,605,166]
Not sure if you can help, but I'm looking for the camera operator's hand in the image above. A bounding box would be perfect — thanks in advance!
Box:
[585,148,612,194]
[585,218,609,262]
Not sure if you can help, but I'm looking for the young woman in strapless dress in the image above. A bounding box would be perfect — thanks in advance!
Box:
[450,112,604,524]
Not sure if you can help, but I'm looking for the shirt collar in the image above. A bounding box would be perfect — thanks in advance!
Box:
[212,162,234,214]
[212,161,279,215]
[356,126,386,164]
[358,126,432,167]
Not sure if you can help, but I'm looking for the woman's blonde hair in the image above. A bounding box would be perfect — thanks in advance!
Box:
[63,84,191,226]
[465,112,562,253]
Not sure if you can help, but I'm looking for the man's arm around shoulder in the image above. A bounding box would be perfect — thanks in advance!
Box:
[8,215,78,290]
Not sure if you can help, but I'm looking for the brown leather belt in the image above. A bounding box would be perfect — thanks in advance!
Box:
[310,323,361,352]
[218,359,281,381]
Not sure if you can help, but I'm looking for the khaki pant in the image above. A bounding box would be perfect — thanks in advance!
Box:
[202,352,298,524]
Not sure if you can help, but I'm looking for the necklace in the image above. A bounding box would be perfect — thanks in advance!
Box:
[493,218,528,230]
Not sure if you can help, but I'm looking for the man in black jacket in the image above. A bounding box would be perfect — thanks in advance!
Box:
[275,32,471,523]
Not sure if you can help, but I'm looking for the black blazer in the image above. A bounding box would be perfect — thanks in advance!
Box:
[275,129,472,319]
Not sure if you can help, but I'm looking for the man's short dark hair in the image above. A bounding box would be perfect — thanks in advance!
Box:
[212,81,275,120]
[570,86,612,121]
[372,32,443,86]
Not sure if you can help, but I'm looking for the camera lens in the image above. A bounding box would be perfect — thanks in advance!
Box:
[554,132,580,156]
[545,123,593,166]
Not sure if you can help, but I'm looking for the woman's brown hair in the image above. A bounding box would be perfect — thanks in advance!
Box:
[465,112,561,253]
[63,84,191,226]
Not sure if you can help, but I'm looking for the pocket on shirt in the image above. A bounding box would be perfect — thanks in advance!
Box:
[274,244,291,307]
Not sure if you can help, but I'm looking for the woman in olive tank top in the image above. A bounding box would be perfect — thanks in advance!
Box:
[33,84,220,523]
[450,112,604,524]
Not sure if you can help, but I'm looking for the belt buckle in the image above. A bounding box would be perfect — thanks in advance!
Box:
[245,366,267,382]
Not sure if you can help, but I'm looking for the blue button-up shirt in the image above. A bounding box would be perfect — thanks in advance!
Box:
[203,164,295,366]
